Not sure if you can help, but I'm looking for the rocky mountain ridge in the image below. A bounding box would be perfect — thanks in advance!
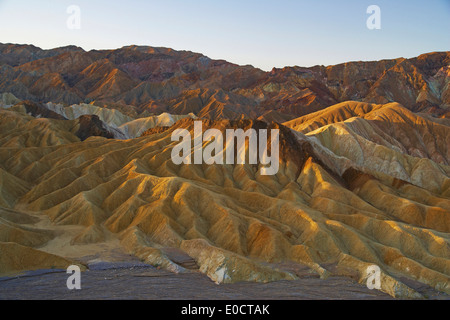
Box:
[1,43,448,120]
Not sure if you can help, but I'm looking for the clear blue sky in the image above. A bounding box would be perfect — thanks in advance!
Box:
[0,0,449,71]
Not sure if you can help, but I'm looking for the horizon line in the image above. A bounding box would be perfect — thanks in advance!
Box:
[1,41,449,72]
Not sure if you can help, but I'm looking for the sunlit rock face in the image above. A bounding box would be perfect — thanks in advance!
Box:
[0,100,449,298]
[0,43,448,119]
[0,44,449,299]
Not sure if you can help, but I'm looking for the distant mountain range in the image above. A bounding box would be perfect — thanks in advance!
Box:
[0,43,448,120]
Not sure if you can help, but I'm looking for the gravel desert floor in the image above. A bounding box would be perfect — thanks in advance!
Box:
[0,262,392,300]
[1,260,448,300]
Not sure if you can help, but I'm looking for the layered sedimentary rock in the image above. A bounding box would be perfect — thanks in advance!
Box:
[0,101,448,298]
[0,43,448,119]
[0,43,449,298]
